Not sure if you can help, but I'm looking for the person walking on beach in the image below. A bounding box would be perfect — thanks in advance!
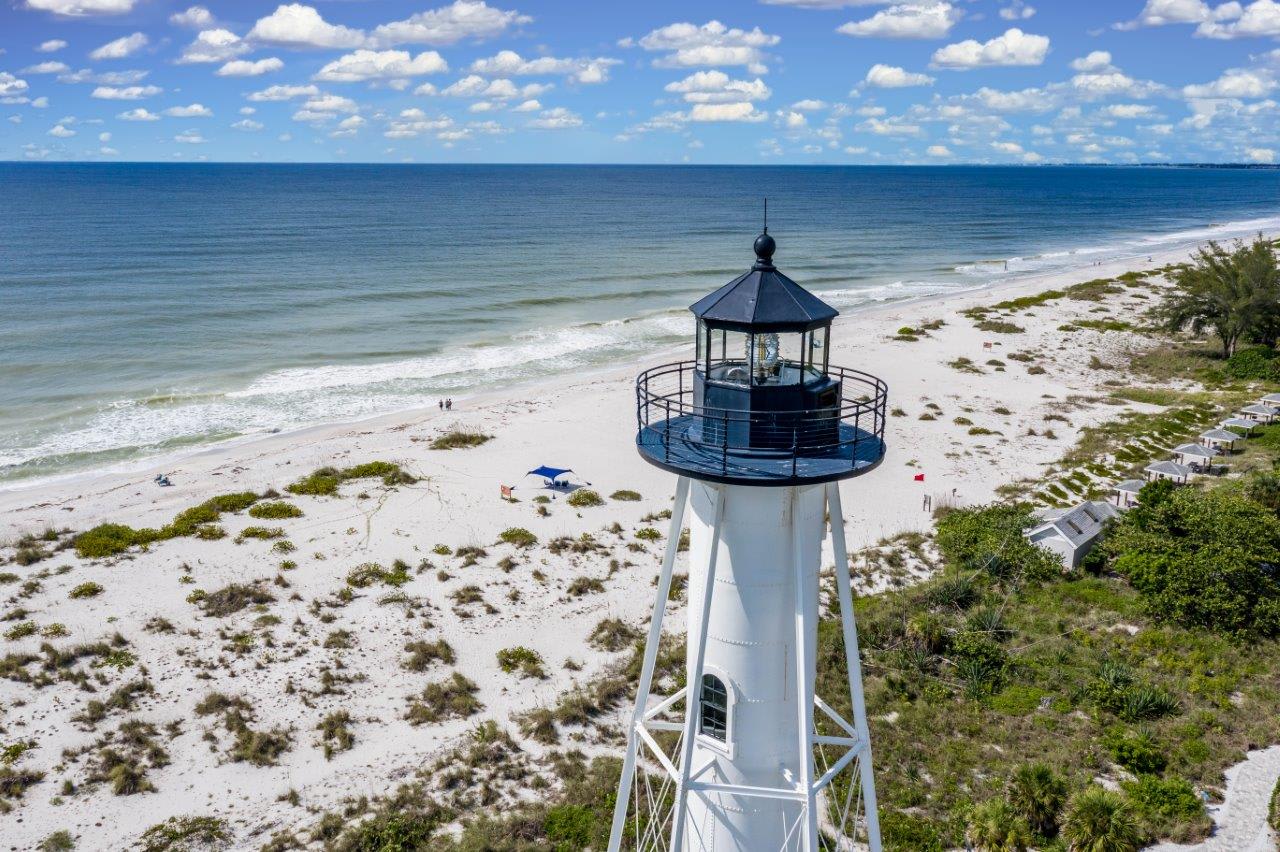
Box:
[446,398,452,410]
[438,400,443,411]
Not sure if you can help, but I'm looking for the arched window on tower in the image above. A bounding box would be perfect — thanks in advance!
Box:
[699,674,728,742]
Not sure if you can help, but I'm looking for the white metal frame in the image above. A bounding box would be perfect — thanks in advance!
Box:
[607,478,882,852]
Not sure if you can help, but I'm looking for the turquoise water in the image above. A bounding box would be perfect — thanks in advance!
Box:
[2,163,1279,484]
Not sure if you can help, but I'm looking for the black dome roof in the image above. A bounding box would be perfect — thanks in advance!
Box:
[689,233,839,333]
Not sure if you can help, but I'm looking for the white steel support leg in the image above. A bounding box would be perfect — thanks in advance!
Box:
[608,476,691,852]
[669,485,725,852]
[793,489,820,850]
[825,482,882,852]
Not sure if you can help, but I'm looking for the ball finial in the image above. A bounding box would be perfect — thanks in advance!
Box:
[753,231,776,266]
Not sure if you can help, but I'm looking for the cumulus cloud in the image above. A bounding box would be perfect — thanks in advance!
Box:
[371,1,530,46]
[838,3,962,39]
[511,98,541,111]
[864,63,935,87]
[384,107,454,137]
[170,5,213,28]
[0,73,29,98]
[926,143,952,156]
[1070,50,1113,72]
[247,83,319,101]
[57,68,148,84]
[301,93,358,114]
[117,107,159,120]
[1198,1,1280,39]
[24,0,136,16]
[468,50,619,84]
[436,75,547,99]
[791,99,828,110]
[524,106,582,128]
[931,28,1049,68]
[22,61,69,74]
[48,123,75,137]
[999,1,1035,19]
[1183,68,1275,98]
[1246,146,1276,162]
[688,102,766,122]
[91,85,162,99]
[232,118,263,131]
[174,130,206,143]
[664,70,771,103]
[1102,103,1158,118]
[217,58,284,77]
[859,116,922,135]
[89,32,148,60]
[177,29,249,64]
[314,49,447,82]
[36,40,68,52]
[163,103,212,117]
[1070,70,1164,99]
[627,20,780,74]
[248,4,367,49]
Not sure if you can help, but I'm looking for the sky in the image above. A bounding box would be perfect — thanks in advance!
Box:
[2,0,1280,164]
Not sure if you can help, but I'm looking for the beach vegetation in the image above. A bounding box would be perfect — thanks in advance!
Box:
[1060,787,1142,852]
[196,582,274,618]
[316,711,355,760]
[567,576,605,597]
[588,618,641,653]
[947,357,983,374]
[498,527,538,548]
[235,526,283,542]
[403,639,455,671]
[609,489,642,501]
[965,798,1032,851]
[286,461,416,496]
[248,501,303,520]
[406,672,482,724]
[4,621,37,641]
[1159,235,1279,358]
[138,816,228,852]
[566,489,605,508]
[432,544,452,555]
[975,319,1025,334]
[68,581,102,599]
[496,646,547,679]
[635,527,662,541]
[429,430,492,450]
[37,831,74,851]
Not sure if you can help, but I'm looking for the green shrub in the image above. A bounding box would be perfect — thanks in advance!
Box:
[567,489,604,508]
[5,622,37,641]
[248,501,303,520]
[966,798,1032,851]
[406,672,482,724]
[204,492,259,513]
[69,582,103,599]
[138,816,229,852]
[286,467,341,496]
[543,804,594,845]
[74,524,141,559]
[286,461,415,496]
[635,527,662,541]
[1061,787,1142,852]
[236,526,283,542]
[880,810,945,851]
[1226,346,1280,380]
[588,618,641,653]
[496,646,546,679]
[498,527,537,548]
[974,319,1025,334]
[429,430,491,450]
[567,576,605,596]
[1008,763,1066,836]
[936,504,1064,582]
[1103,727,1166,775]
[1122,775,1208,841]
[609,489,642,501]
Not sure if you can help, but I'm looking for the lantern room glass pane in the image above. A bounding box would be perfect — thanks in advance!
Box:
[709,329,751,385]
[806,326,829,380]
[746,332,805,386]
[699,674,728,742]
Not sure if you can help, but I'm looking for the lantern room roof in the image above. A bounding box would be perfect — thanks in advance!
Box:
[690,232,839,333]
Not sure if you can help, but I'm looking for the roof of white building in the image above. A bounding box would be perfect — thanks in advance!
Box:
[1173,442,1218,458]
[1261,393,1280,403]
[1145,460,1192,477]
[1028,500,1120,548]
[1222,417,1258,429]
[1113,479,1145,494]
[1240,404,1278,415]
[1200,428,1242,442]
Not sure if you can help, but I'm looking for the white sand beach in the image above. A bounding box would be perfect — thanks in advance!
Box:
[3,240,1278,850]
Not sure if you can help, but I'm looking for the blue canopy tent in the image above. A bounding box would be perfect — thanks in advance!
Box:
[527,466,573,485]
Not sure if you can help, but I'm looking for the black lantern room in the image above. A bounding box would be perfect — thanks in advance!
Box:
[635,231,888,485]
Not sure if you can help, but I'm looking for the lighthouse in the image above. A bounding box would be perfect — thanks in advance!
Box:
[608,229,888,852]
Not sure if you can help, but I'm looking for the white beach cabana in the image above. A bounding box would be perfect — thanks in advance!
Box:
[1199,428,1242,453]
[1026,500,1121,568]
[1110,479,1145,509]
[1239,404,1280,423]
[1145,459,1192,484]
[1260,392,1280,407]
[1220,416,1260,436]
[1172,442,1220,471]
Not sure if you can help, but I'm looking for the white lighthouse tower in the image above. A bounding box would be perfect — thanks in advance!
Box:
[608,230,888,852]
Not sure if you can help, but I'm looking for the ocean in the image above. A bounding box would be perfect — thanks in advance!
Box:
[2,163,1279,486]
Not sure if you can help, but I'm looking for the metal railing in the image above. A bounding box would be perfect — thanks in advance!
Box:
[636,361,888,477]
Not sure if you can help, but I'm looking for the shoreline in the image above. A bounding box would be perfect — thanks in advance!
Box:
[0,226,1223,502]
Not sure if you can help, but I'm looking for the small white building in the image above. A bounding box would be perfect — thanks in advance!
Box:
[1239,404,1279,423]
[1027,500,1121,568]
[1145,459,1192,484]
[1220,417,1259,436]
[1111,479,1144,509]
[1173,442,1220,471]
[1199,428,1242,453]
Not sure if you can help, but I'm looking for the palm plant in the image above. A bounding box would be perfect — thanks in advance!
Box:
[966,798,1033,851]
[1160,235,1280,358]
[1061,786,1142,852]
[1008,762,1067,836]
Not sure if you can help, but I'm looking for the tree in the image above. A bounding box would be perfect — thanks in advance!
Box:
[966,798,1034,852]
[1159,235,1279,358]
[1106,488,1280,636]
[1061,786,1142,852]
[1008,763,1067,837]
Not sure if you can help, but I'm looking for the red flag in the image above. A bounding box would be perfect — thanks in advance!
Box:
[913,473,925,482]
[500,485,513,498]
